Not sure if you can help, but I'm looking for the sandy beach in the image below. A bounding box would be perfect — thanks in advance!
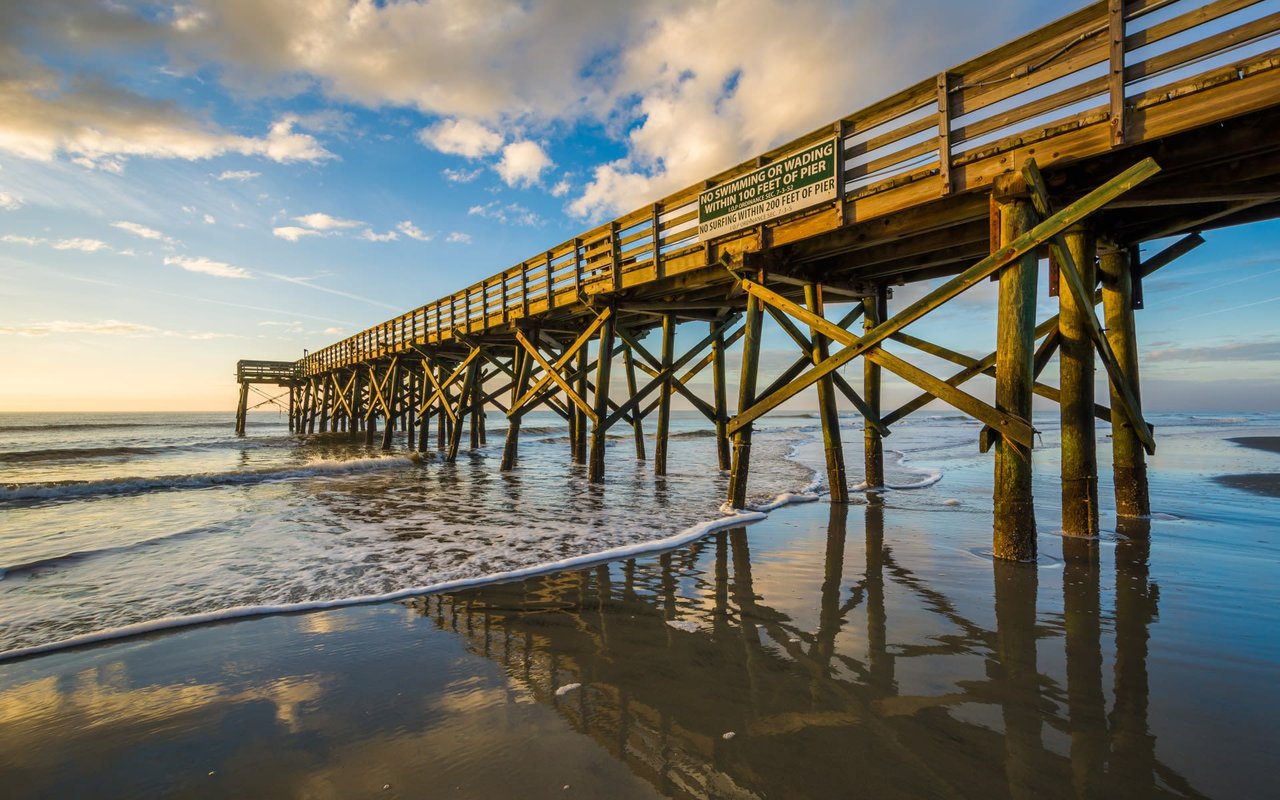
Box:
[1217,436,1280,497]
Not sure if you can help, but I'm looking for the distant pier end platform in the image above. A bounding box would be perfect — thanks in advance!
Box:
[237,0,1280,560]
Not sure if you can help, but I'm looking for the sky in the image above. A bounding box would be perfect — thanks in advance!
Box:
[0,0,1277,413]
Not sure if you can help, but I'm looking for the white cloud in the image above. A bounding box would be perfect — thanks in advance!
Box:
[0,191,22,210]
[550,179,571,198]
[53,238,110,252]
[446,232,472,244]
[360,229,399,242]
[396,220,432,241]
[203,214,216,224]
[0,49,334,168]
[217,169,261,181]
[1,234,43,246]
[468,201,542,227]
[323,326,343,335]
[294,212,363,230]
[418,118,503,158]
[163,254,252,279]
[0,319,159,337]
[112,221,173,244]
[442,166,483,183]
[495,140,551,187]
[273,226,321,242]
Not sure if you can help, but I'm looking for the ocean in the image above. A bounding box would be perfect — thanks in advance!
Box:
[1,408,1277,664]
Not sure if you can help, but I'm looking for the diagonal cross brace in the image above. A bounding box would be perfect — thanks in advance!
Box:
[510,307,612,417]
[1022,160,1156,454]
[725,157,1161,436]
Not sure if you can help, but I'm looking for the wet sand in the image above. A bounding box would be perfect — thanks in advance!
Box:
[1217,436,1280,496]
[2,494,1277,799]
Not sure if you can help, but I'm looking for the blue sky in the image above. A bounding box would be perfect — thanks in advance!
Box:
[0,0,1276,412]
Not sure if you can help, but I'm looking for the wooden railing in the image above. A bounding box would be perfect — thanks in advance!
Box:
[298,0,1280,377]
[236,360,300,382]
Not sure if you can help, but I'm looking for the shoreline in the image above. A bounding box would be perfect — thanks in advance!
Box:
[3,484,1276,798]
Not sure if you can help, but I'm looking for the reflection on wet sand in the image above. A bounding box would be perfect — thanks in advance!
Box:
[0,503,1219,798]
[404,503,1201,799]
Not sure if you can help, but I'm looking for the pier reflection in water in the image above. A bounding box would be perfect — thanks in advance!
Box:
[403,503,1198,799]
[2,500,1249,798]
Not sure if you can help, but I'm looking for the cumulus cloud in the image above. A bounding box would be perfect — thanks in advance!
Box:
[495,140,552,187]
[418,119,502,158]
[217,169,260,181]
[360,229,399,242]
[163,254,251,279]
[0,190,22,210]
[446,231,472,244]
[294,212,363,230]
[112,221,173,245]
[273,226,321,242]
[550,179,571,198]
[0,55,333,169]
[396,220,432,241]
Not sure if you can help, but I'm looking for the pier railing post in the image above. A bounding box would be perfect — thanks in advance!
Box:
[863,286,887,489]
[806,283,848,502]
[1060,227,1100,536]
[588,307,616,483]
[728,288,763,508]
[1100,244,1150,519]
[994,197,1038,561]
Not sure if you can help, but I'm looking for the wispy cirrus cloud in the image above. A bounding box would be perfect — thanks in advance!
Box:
[163,254,251,279]
[112,221,174,245]
[0,319,235,339]
[468,201,542,227]
[217,169,261,181]
[0,190,22,210]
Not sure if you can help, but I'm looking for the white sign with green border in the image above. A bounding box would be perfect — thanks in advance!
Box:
[697,137,839,241]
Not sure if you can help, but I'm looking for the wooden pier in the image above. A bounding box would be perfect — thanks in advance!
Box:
[238,0,1280,560]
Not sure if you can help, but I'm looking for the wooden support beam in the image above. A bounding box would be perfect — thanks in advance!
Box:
[574,339,589,464]
[1022,160,1155,455]
[623,344,647,461]
[235,381,249,434]
[502,335,535,470]
[728,292,763,508]
[514,329,596,424]
[447,358,478,462]
[1100,247,1151,519]
[864,288,886,490]
[655,313,675,477]
[1060,227,1101,536]
[381,361,399,451]
[993,197,1038,561]
[588,308,617,483]
[806,283,849,502]
[726,157,1161,436]
[712,319,731,471]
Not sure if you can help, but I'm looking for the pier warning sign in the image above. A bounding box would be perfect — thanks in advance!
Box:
[698,137,838,240]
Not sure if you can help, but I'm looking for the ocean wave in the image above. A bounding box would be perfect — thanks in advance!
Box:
[0,508,768,664]
[0,420,241,433]
[0,524,222,581]
[0,455,417,505]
